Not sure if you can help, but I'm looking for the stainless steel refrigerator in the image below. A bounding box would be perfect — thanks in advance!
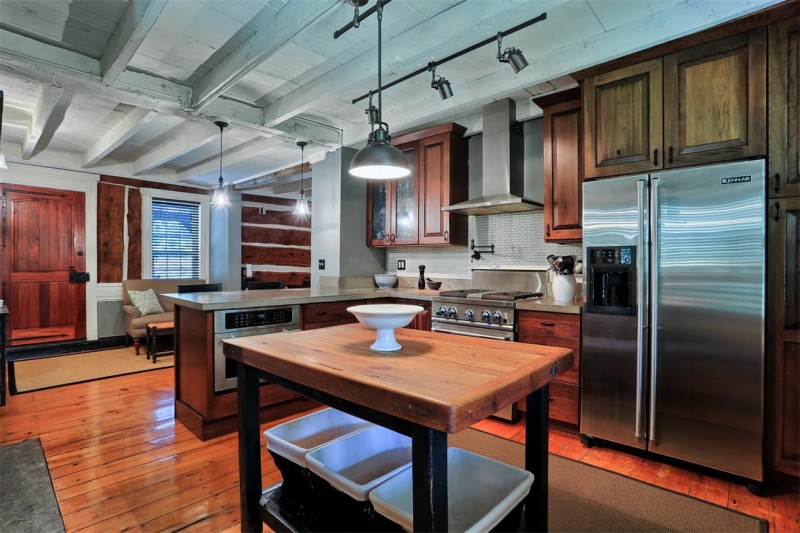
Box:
[580,159,765,482]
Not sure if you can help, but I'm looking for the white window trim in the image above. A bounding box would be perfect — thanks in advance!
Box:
[141,188,210,281]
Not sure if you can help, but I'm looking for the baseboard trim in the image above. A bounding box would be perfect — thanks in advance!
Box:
[7,336,128,361]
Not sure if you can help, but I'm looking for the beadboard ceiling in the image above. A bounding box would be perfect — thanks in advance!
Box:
[0,0,782,198]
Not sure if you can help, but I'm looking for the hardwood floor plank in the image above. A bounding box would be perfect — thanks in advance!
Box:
[1,367,797,532]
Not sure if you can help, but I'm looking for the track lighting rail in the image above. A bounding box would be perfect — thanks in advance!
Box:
[334,0,393,39]
[351,11,546,105]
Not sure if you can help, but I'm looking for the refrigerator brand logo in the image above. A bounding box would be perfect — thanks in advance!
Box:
[720,176,751,185]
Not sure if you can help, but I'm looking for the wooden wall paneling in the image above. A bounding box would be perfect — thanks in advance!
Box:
[241,207,310,228]
[240,226,311,247]
[126,188,142,280]
[97,183,125,283]
[240,246,310,267]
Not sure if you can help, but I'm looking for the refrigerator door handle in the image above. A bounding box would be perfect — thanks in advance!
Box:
[648,178,660,445]
[635,179,649,440]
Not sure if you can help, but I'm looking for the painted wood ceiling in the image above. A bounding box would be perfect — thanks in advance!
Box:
[0,0,783,197]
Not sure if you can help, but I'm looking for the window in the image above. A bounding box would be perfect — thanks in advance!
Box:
[141,189,209,280]
[151,199,201,278]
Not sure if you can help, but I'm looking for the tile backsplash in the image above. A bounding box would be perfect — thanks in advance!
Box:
[386,211,582,279]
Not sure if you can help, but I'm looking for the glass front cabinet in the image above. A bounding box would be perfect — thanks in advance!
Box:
[367,123,468,247]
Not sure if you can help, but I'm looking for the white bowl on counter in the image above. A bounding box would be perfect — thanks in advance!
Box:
[374,274,398,288]
[347,304,424,352]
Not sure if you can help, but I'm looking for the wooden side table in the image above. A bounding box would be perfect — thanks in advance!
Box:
[145,321,174,364]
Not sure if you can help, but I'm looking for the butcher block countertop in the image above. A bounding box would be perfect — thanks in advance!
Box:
[223,323,574,433]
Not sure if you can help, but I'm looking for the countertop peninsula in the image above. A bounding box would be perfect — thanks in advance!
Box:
[161,286,582,314]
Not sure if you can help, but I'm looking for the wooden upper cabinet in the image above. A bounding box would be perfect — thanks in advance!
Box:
[583,58,663,178]
[664,29,767,168]
[583,29,767,178]
[542,97,583,242]
[366,123,467,247]
[768,16,800,198]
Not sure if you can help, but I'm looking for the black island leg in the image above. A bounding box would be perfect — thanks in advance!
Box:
[525,384,549,532]
[237,362,263,532]
[411,426,448,532]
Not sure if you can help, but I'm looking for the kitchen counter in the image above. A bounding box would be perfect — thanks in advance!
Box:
[162,287,581,313]
[160,287,440,311]
[516,296,582,315]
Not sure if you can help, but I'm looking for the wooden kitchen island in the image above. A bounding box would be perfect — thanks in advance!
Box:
[223,323,574,532]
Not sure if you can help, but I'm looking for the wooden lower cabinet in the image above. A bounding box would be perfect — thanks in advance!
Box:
[302,298,431,331]
[174,306,316,441]
[517,310,581,427]
[766,196,800,479]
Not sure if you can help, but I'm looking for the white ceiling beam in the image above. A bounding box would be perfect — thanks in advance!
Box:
[82,107,158,167]
[21,84,71,160]
[261,0,567,128]
[176,137,274,182]
[200,99,341,147]
[132,123,219,175]
[100,0,168,85]
[191,0,340,110]
[234,163,310,190]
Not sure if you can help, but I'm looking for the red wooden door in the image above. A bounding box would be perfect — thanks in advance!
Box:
[1,184,87,346]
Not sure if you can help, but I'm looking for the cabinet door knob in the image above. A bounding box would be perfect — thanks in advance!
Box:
[668,146,674,164]
[384,234,390,243]
[545,224,551,237]
[774,173,781,193]
[540,322,556,327]
[653,149,658,166]
[390,233,396,243]
[316,310,327,315]
[443,230,448,241]
[774,202,781,222]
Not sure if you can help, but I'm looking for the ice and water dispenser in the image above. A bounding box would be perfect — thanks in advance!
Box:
[584,246,636,315]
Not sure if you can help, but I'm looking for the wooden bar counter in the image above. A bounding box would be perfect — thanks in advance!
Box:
[224,323,574,532]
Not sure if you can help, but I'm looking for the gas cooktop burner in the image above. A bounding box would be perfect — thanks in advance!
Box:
[481,291,543,301]
[438,289,489,298]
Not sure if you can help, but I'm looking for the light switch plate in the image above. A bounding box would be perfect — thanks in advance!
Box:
[318,259,325,270]
[397,260,406,270]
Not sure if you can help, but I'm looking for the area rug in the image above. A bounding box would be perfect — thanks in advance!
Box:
[9,346,173,394]
[0,439,65,533]
[452,429,768,532]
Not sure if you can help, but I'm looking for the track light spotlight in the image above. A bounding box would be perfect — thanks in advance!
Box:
[429,63,453,100]
[496,32,529,73]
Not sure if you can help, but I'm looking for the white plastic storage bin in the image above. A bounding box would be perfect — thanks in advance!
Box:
[368,447,534,533]
[263,407,373,467]
[306,425,412,501]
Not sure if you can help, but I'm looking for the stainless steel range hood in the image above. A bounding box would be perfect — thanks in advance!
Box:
[443,98,543,215]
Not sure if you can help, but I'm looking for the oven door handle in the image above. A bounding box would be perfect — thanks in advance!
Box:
[432,325,513,342]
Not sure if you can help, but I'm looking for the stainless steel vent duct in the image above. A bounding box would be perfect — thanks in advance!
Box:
[442,98,542,215]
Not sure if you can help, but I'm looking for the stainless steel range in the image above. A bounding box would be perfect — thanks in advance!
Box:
[431,270,546,339]
[430,270,547,421]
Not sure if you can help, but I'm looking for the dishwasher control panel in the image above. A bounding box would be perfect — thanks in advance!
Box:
[224,308,293,330]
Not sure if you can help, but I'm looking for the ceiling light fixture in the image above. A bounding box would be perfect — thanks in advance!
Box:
[349,0,410,180]
[496,32,529,73]
[292,141,310,217]
[210,120,231,208]
[429,62,453,100]
[350,12,546,105]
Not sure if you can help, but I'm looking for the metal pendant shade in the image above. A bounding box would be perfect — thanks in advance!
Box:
[350,129,409,180]
[349,1,409,180]
[210,120,231,208]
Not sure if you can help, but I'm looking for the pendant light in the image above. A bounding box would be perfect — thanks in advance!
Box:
[210,120,231,208]
[349,1,410,180]
[292,141,310,216]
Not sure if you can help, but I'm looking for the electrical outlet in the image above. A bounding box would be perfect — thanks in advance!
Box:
[397,260,406,270]
[318,259,325,270]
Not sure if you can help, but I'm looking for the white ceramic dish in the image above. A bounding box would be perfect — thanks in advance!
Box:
[347,304,424,352]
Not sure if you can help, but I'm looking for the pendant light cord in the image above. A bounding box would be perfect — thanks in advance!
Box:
[300,144,304,193]
[218,123,223,186]
[377,1,382,126]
